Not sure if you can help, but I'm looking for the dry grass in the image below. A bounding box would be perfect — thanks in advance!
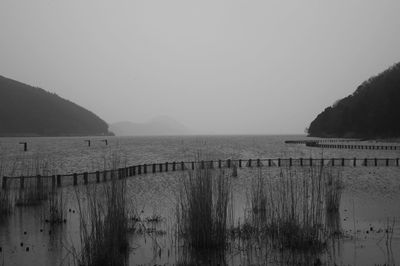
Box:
[15,175,49,206]
[0,159,14,215]
[176,161,231,250]
[46,187,66,224]
[76,171,129,266]
[234,166,343,251]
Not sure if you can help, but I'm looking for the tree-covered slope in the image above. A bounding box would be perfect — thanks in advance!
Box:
[308,62,400,138]
[0,75,111,137]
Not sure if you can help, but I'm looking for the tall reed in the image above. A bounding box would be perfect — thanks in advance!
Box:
[0,162,13,215]
[243,166,342,250]
[77,170,128,266]
[46,186,66,224]
[15,157,52,206]
[177,162,231,250]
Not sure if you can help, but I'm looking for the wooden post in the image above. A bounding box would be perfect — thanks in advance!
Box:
[20,176,25,189]
[191,162,195,170]
[218,160,221,169]
[300,158,303,167]
[201,160,205,169]
[36,175,42,190]
[160,163,163,172]
[144,164,147,174]
[239,159,242,168]
[19,142,28,152]
[56,175,61,187]
[73,173,78,186]
[85,140,91,147]
[132,166,136,176]
[374,158,377,167]
[153,164,156,173]
[138,165,142,175]
[341,158,345,166]
[165,162,168,172]
[181,161,184,171]
[129,167,133,176]
[257,159,260,167]
[386,158,389,166]
[2,176,7,189]
[173,162,176,171]
[321,158,324,166]
[248,159,252,167]
[364,158,367,166]
[103,171,107,182]
[397,158,399,166]
[96,171,100,183]
[268,159,272,167]
[52,175,56,189]
[310,158,313,167]
[332,158,335,167]
[353,158,356,167]
[84,172,88,184]
[227,159,231,168]
[289,158,292,167]
[278,158,281,167]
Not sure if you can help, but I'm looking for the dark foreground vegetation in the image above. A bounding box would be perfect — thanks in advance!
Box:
[308,62,400,138]
[0,75,112,137]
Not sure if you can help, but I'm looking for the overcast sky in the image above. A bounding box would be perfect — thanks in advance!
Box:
[1,1,400,134]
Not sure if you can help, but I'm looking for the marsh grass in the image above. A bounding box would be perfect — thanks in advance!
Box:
[77,171,128,266]
[177,162,231,250]
[46,187,66,224]
[0,187,12,215]
[325,169,343,213]
[0,158,17,215]
[236,166,343,251]
[15,157,54,206]
[15,175,50,206]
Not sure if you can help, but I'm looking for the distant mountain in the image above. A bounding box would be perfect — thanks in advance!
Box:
[308,62,400,138]
[110,116,191,136]
[0,75,112,137]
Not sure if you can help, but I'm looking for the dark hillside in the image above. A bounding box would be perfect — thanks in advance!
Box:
[308,62,400,138]
[0,75,111,137]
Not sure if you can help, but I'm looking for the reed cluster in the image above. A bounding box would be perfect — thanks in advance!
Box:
[46,186,66,224]
[177,164,231,250]
[77,171,128,266]
[15,175,49,206]
[239,166,342,251]
[0,162,13,215]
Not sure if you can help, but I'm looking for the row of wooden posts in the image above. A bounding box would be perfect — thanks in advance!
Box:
[305,142,400,150]
[2,157,400,190]
[285,139,359,144]
[14,139,109,152]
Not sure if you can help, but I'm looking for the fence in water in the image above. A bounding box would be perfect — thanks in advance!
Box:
[305,142,400,150]
[2,157,400,189]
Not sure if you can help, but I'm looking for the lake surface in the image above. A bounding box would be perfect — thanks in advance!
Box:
[0,135,399,265]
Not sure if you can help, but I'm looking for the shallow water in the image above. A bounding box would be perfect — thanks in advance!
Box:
[0,135,399,265]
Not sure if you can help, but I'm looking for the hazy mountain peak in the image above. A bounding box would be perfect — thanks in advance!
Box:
[110,116,191,136]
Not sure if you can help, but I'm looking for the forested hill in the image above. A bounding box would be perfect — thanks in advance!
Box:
[0,75,111,137]
[308,62,400,138]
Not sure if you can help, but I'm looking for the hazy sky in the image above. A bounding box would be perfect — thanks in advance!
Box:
[1,1,400,134]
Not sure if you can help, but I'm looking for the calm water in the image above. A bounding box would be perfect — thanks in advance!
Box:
[0,135,399,265]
